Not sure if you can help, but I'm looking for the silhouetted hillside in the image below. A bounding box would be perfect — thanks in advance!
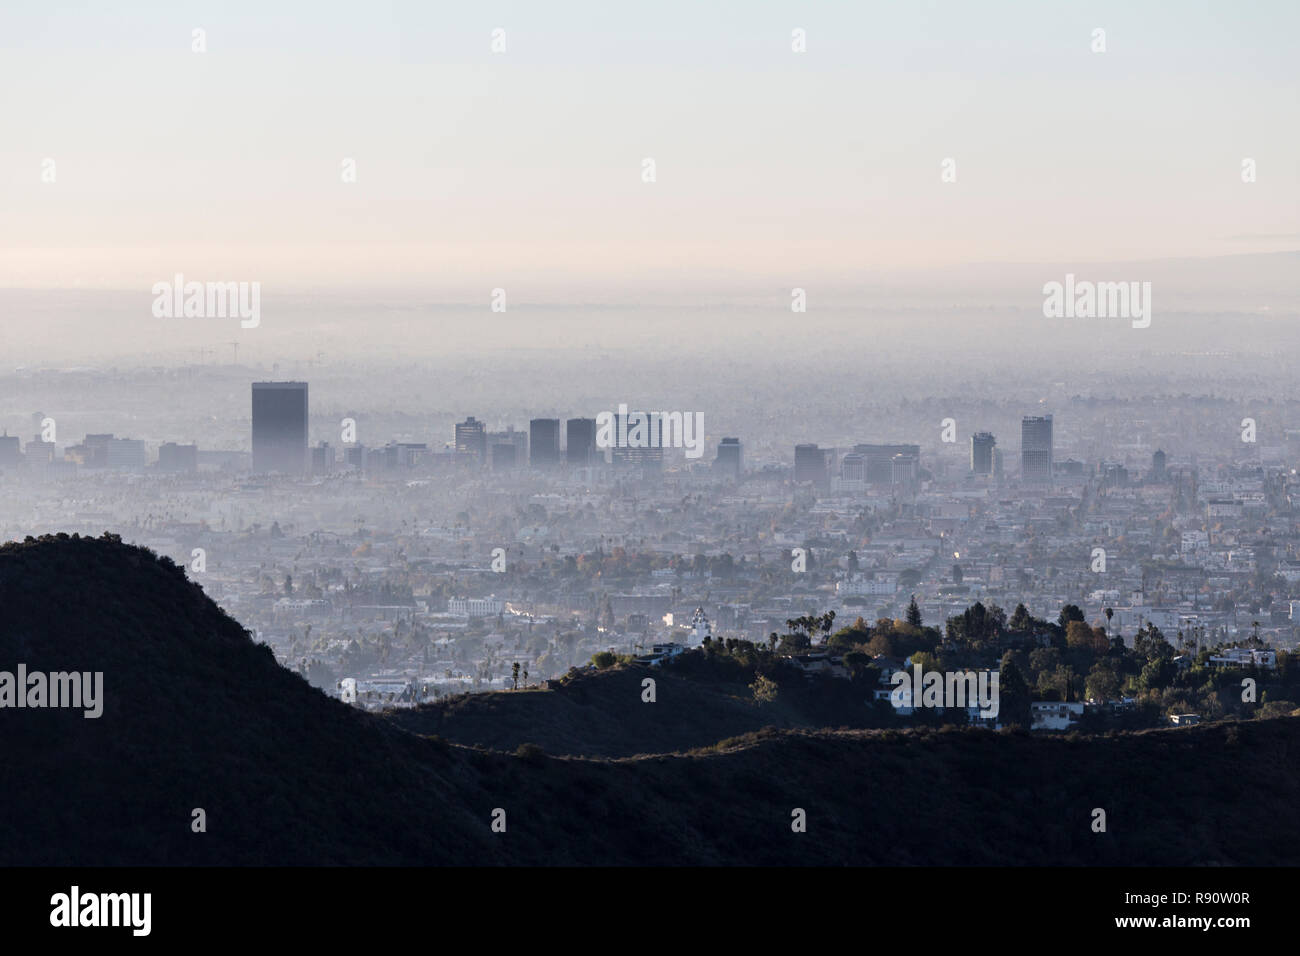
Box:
[2,534,1298,866]
[0,533,504,865]
[386,665,880,757]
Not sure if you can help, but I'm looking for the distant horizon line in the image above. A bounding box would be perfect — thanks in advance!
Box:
[2,248,1297,297]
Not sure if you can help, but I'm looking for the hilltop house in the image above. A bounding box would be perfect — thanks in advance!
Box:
[1030,700,1084,731]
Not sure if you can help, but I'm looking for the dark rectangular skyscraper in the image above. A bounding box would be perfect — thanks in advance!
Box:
[529,419,561,468]
[252,382,308,475]
[970,432,996,475]
[566,418,597,467]
[715,437,742,478]
[1021,415,1053,482]
[794,443,830,490]
[0,434,21,468]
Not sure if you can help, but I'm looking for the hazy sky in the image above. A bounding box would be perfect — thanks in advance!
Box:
[1,1,1297,293]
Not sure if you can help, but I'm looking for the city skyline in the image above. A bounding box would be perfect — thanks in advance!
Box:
[0,385,1225,489]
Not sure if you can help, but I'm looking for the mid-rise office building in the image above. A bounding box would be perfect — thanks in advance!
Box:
[26,437,55,464]
[0,434,21,468]
[853,443,920,484]
[1021,415,1053,482]
[891,453,919,485]
[455,416,487,461]
[1101,460,1129,487]
[566,417,597,467]
[77,434,114,468]
[970,432,996,475]
[487,426,527,468]
[794,443,831,490]
[714,437,742,478]
[107,438,147,471]
[608,411,664,474]
[529,419,561,468]
[1151,449,1167,482]
[839,452,866,482]
[376,442,427,470]
[158,442,199,473]
[310,442,333,475]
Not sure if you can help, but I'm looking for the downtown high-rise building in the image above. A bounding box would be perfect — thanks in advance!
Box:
[566,418,597,467]
[1021,415,1053,482]
[852,443,920,484]
[891,453,918,485]
[310,442,333,475]
[487,426,527,469]
[609,411,663,474]
[714,437,742,479]
[1151,449,1167,482]
[970,432,996,475]
[252,382,309,475]
[529,419,561,468]
[455,416,487,461]
[794,443,831,490]
[839,452,865,482]
[1101,461,1130,488]
[0,434,21,468]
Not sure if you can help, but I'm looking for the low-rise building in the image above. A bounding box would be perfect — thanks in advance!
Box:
[1030,700,1084,731]
[447,595,505,617]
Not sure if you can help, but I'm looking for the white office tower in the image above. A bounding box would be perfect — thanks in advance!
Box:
[690,607,713,645]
